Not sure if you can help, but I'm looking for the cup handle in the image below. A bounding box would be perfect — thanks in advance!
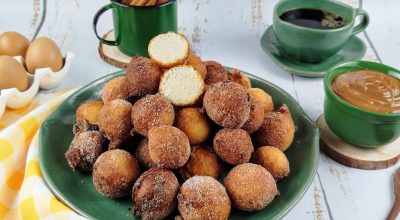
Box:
[351,8,369,35]
[93,4,118,46]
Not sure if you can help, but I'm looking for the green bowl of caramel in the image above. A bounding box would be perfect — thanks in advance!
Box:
[324,60,400,148]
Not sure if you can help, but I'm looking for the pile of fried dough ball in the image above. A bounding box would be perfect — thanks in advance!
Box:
[65,32,295,220]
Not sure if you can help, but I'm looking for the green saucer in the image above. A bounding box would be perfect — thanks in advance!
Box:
[260,25,366,77]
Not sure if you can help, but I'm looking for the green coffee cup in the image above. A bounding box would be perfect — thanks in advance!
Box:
[273,0,369,63]
[93,0,177,57]
[324,61,400,148]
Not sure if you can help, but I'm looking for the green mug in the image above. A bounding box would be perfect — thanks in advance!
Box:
[273,0,369,63]
[93,0,177,57]
[324,61,400,148]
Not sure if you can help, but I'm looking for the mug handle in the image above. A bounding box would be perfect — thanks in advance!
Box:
[351,8,369,35]
[93,4,118,46]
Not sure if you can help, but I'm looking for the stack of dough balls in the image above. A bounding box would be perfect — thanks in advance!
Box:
[65,32,296,219]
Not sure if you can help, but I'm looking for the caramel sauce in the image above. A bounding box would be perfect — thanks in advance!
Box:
[332,70,400,114]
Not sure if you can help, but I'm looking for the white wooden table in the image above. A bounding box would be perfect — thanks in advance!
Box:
[1,0,398,219]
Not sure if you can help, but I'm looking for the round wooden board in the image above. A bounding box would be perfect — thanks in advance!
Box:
[317,115,400,170]
[98,30,131,69]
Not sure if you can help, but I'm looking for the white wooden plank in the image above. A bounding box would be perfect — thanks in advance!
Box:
[284,177,332,220]
[363,0,400,69]
[1,0,399,219]
[320,155,399,220]
[0,0,45,40]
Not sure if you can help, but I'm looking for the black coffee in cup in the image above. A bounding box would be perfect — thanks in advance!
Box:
[280,8,347,29]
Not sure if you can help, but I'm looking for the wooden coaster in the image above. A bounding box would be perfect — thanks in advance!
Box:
[317,115,400,170]
[98,30,131,69]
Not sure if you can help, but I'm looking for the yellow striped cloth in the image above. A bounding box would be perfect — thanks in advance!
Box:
[0,89,85,220]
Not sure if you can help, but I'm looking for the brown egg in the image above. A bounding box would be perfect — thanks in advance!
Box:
[25,37,63,74]
[0,31,30,57]
[0,55,29,91]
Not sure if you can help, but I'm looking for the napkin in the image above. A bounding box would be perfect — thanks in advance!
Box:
[0,89,85,220]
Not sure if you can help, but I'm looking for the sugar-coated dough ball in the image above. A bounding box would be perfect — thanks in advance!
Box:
[177,176,231,220]
[180,145,223,180]
[204,61,229,86]
[135,138,156,169]
[175,108,210,145]
[102,76,130,103]
[74,100,103,135]
[224,163,278,212]
[228,69,251,89]
[76,100,104,125]
[148,125,190,169]
[241,95,264,133]
[248,88,274,113]
[203,81,250,128]
[186,53,207,79]
[93,149,140,198]
[132,167,179,220]
[254,104,295,151]
[213,128,254,165]
[126,56,163,96]
[252,146,290,180]
[65,131,104,171]
[131,94,175,136]
[98,99,133,149]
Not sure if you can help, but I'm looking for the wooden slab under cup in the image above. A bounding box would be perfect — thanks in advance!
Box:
[317,115,400,170]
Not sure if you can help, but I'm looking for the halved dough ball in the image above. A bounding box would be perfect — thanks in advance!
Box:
[204,60,229,86]
[98,99,133,149]
[148,32,190,69]
[186,53,207,79]
[65,131,104,172]
[175,108,210,145]
[93,149,140,198]
[241,95,264,133]
[126,56,163,96]
[102,76,130,103]
[132,168,179,220]
[148,125,190,169]
[248,88,274,113]
[76,100,104,125]
[224,163,278,212]
[203,81,250,128]
[177,176,231,220]
[131,94,175,136]
[159,65,204,106]
[180,145,223,180]
[228,69,251,89]
[254,105,295,151]
[213,128,254,165]
[135,138,155,169]
[252,146,290,180]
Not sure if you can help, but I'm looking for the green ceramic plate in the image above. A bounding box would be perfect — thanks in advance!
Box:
[260,25,366,77]
[39,69,319,220]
